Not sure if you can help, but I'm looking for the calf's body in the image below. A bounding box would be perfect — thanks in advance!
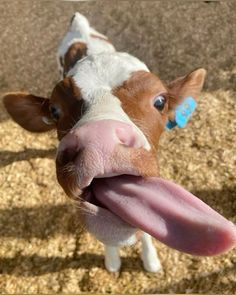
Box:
[3,12,236,273]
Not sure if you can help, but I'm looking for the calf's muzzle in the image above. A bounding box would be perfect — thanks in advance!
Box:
[56,119,149,190]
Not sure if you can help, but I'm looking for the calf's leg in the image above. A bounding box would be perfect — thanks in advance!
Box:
[141,232,162,272]
[104,245,121,272]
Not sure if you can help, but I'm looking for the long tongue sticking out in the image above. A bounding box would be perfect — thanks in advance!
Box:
[93,175,236,256]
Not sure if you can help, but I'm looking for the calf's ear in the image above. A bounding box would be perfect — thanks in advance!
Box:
[3,92,55,132]
[168,68,206,112]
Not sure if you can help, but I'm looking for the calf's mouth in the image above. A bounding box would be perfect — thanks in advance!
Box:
[56,145,236,256]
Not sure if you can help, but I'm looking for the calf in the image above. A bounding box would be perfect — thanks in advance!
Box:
[3,12,236,272]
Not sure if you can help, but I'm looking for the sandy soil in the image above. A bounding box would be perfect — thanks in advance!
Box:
[0,1,236,293]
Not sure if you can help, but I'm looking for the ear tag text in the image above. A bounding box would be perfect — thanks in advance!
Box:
[166,96,197,130]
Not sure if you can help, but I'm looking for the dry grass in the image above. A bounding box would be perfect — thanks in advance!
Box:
[0,90,235,293]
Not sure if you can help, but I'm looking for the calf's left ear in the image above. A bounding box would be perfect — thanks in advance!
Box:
[168,68,206,111]
[3,92,55,132]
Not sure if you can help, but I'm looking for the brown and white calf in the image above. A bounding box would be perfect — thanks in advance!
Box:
[3,12,236,272]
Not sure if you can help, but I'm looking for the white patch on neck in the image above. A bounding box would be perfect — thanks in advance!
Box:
[69,52,151,150]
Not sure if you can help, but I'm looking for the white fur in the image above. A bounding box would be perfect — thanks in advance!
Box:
[69,52,149,99]
[104,246,121,272]
[141,233,162,272]
[104,233,162,273]
[82,201,138,247]
[58,12,114,57]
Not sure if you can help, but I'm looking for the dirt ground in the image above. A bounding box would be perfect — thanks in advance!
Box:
[0,1,236,294]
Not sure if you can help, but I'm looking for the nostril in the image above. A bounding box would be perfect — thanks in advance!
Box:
[57,131,80,166]
[57,147,78,166]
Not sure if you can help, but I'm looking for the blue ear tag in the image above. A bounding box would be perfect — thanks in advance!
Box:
[166,96,197,130]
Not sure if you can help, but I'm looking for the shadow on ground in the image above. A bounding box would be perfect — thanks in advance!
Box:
[145,263,236,293]
[0,253,146,276]
[0,148,56,168]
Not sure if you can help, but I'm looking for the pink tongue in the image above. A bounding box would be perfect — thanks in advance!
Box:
[93,175,236,256]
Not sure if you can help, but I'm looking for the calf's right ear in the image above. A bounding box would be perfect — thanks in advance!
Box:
[3,92,56,132]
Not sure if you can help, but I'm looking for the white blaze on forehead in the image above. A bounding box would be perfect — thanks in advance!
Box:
[69,52,151,150]
[69,52,149,99]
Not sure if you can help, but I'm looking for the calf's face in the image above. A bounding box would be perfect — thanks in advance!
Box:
[3,58,205,197]
[4,53,236,255]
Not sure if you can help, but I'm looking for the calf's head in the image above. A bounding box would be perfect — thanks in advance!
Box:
[3,52,236,254]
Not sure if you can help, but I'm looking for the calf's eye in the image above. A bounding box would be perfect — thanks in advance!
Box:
[154,95,166,111]
[50,105,61,121]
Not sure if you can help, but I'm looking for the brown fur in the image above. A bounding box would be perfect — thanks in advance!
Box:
[114,69,206,150]
[3,92,54,132]
[3,77,84,138]
[63,42,87,77]
[50,77,84,140]
[113,71,170,153]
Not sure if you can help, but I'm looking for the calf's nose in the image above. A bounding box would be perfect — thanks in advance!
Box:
[56,119,145,166]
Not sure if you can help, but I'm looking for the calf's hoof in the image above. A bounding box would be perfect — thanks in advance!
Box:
[105,255,121,272]
[141,248,162,273]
